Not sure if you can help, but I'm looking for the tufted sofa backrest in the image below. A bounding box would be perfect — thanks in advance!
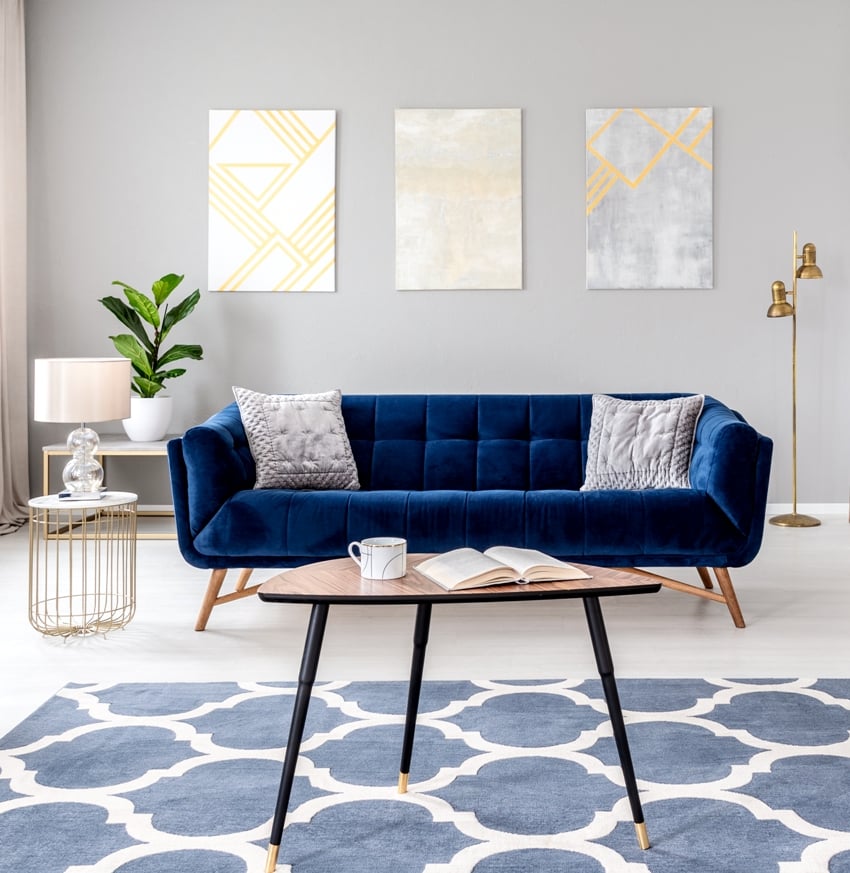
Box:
[205,393,702,493]
[343,394,593,491]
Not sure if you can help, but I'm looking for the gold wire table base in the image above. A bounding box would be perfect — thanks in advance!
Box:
[28,492,138,637]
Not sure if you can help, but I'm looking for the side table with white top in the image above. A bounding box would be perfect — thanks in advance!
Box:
[28,492,138,637]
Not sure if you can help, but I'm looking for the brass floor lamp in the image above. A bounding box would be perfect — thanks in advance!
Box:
[766,231,823,527]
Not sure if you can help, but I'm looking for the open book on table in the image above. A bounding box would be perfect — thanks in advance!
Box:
[414,547,591,591]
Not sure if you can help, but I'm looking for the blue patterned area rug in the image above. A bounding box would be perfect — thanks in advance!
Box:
[2,679,850,873]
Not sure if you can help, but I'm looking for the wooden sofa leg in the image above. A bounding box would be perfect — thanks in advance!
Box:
[234,567,255,593]
[195,568,263,632]
[196,569,227,631]
[712,567,746,629]
[616,566,746,629]
[696,567,714,590]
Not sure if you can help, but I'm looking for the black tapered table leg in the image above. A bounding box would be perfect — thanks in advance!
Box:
[583,595,650,851]
[266,602,330,872]
[398,602,432,792]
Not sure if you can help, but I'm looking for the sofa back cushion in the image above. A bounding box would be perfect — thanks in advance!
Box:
[342,394,588,491]
[212,392,700,492]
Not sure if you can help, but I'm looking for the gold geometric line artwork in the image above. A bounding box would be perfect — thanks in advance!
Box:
[218,163,294,203]
[209,169,276,246]
[586,168,618,215]
[259,110,323,160]
[208,109,336,292]
[631,108,713,172]
[586,106,713,289]
[586,107,713,216]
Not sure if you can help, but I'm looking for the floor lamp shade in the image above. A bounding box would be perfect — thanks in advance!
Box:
[34,358,132,424]
[33,358,132,495]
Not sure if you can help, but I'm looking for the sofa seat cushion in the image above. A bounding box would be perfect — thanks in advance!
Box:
[192,488,746,568]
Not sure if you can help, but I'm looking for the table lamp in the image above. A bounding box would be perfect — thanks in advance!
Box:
[33,357,132,496]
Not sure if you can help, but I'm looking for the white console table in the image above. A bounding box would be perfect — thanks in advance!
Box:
[42,435,178,540]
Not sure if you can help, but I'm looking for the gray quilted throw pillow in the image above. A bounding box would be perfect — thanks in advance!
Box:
[581,393,704,491]
[233,386,360,490]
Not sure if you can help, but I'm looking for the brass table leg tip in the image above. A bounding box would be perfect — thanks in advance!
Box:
[397,772,409,794]
[265,844,280,872]
[635,821,650,850]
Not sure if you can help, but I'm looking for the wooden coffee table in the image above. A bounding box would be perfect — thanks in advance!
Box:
[258,556,661,872]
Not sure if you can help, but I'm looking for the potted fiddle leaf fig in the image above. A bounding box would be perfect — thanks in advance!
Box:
[99,273,204,441]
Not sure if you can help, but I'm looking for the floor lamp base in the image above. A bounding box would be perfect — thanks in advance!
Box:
[769,512,821,528]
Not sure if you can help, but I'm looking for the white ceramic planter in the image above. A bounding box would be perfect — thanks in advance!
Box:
[122,396,173,442]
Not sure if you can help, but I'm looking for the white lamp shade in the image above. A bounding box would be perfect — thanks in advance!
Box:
[34,358,132,423]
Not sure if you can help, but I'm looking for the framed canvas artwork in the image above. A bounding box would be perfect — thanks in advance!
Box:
[395,108,523,290]
[209,109,336,292]
[586,107,713,290]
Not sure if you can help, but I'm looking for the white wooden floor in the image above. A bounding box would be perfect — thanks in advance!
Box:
[1,514,848,737]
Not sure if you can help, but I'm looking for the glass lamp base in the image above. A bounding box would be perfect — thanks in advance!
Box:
[769,512,821,528]
[62,425,104,494]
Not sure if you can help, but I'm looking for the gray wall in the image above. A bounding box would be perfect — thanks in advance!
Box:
[26,0,850,503]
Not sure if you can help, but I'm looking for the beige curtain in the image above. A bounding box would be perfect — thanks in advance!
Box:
[0,0,29,533]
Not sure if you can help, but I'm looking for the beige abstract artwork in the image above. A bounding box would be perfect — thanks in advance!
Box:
[395,108,523,290]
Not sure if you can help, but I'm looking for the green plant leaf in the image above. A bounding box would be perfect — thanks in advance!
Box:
[109,334,153,376]
[112,280,139,295]
[161,289,201,335]
[129,361,151,381]
[124,289,160,329]
[151,273,184,307]
[157,343,203,368]
[99,295,154,352]
[157,368,187,381]
[132,376,164,398]
[106,274,201,396]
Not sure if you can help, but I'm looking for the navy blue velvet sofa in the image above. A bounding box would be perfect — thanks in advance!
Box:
[168,393,772,630]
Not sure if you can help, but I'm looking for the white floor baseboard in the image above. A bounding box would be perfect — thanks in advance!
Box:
[766,503,848,517]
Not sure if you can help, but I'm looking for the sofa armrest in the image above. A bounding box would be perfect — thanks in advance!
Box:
[172,402,256,536]
[689,397,773,538]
